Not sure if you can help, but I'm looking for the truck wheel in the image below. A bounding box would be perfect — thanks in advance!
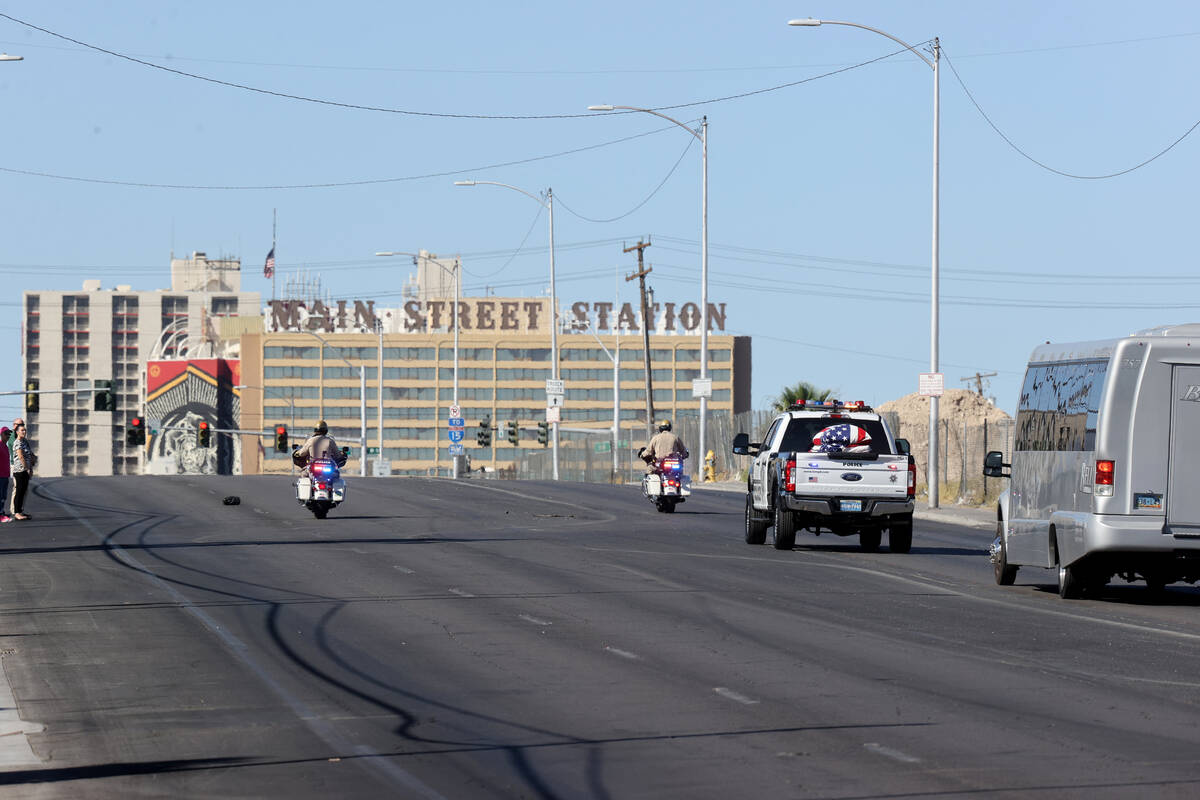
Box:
[993,520,1017,585]
[773,501,796,550]
[859,528,881,552]
[744,494,767,545]
[889,516,913,554]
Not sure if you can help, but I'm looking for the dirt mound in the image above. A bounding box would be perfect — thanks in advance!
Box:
[878,389,1012,487]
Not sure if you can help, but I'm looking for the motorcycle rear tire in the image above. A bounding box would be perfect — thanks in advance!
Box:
[312,503,329,519]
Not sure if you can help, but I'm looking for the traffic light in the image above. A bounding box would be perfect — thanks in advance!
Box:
[507,419,519,446]
[274,425,288,452]
[476,416,492,447]
[93,379,115,412]
[127,417,146,446]
[537,421,549,447]
[197,421,211,448]
[24,380,37,413]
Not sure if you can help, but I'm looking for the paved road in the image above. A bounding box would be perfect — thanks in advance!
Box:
[0,475,1198,798]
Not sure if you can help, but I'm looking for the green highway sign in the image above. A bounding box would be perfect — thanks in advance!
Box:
[594,441,611,453]
[367,447,380,455]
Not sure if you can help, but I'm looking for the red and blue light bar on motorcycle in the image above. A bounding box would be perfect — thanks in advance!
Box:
[313,461,336,476]
[661,456,684,473]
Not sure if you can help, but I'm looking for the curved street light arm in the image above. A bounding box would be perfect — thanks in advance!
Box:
[591,105,702,141]
[790,19,932,69]
[455,179,548,209]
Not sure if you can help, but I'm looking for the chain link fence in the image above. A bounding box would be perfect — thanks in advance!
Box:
[484,409,1013,507]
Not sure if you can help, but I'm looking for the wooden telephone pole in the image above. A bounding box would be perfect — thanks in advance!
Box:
[624,238,655,439]
[960,371,998,396]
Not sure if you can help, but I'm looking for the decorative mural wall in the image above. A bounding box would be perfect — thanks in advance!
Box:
[145,358,242,475]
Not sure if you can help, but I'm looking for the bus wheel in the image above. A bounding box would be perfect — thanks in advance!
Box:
[993,520,1017,586]
[1058,562,1084,599]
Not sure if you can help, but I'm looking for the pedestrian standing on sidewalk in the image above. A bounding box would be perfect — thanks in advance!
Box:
[0,426,11,522]
[10,420,34,520]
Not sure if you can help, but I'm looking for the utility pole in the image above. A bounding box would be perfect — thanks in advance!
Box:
[624,239,655,440]
[960,371,997,396]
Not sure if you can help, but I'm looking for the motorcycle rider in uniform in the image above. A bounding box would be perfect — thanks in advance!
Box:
[639,419,689,472]
[293,420,347,473]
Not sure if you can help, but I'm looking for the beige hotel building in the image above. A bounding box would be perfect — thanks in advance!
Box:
[239,290,750,478]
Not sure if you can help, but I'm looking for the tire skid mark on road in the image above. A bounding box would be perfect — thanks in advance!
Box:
[863,742,921,763]
[714,687,759,705]
[583,545,1200,644]
[46,485,451,800]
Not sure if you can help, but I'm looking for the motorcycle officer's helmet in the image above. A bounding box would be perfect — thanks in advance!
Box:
[657,419,672,432]
[315,420,329,434]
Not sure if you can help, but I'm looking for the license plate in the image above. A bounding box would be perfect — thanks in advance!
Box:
[840,499,863,512]
[1135,493,1162,509]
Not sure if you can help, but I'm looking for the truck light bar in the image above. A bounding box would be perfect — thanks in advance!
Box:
[788,399,871,412]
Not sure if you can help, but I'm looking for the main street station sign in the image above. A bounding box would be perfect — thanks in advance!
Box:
[266,297,727,335]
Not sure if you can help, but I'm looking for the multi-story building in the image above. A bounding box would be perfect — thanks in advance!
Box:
[22,252,259,476]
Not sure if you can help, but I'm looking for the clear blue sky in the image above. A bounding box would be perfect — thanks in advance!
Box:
[2,1,1198,425]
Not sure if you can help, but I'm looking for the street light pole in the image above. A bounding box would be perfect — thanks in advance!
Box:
[588,104,709,481]
[788,19,941,507]
[454,180,560,480]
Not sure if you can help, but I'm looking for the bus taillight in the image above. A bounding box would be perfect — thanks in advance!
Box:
[1095,460,1115,496]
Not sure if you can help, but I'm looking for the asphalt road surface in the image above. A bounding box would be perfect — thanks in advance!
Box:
[0,475,1198,798]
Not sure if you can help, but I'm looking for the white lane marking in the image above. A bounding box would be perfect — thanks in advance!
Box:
[448,588,475,598]
[714,687,759,705]
[605,646,640,660]
[392,566,414,574]
[518,614,553,626]
[583,546,1200,644]
[863,742,921,763]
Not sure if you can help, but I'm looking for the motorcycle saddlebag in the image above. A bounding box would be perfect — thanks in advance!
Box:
[643,474,663,496]
[295,478,312,501]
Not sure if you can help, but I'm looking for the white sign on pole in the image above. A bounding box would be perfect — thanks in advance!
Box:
[448,405,461,419]
[547,394,563,408]
[692,378,713,399]
[918,373,945,397]
[545,379,564,395]
[546,406,561,424]
[372,459,391,477]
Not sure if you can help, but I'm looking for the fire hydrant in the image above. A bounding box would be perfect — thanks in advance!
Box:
[703,449,716,483]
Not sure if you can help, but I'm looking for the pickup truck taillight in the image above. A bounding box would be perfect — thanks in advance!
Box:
[1095,459,1114,497]
[907,459,916,499]
[785,456,796,492]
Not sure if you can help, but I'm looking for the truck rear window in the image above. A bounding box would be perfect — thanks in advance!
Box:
[778,418,892,454]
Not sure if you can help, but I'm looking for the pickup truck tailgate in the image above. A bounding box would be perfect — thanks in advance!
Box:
[790,454,910,498]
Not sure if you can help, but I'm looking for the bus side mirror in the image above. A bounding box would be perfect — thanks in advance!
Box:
[895,438,911,456]
[983,450,1010,478]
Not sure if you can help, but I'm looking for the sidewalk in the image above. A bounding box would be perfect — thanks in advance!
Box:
[691,480,995,531]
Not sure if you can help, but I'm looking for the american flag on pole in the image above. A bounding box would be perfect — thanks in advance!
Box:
[810,424,872,454]
[263,247,275,279]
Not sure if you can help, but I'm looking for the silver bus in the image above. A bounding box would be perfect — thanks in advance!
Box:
[984,324,1200,598]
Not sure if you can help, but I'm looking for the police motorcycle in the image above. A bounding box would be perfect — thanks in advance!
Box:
[292,445,349,519]
[639,450,691,513]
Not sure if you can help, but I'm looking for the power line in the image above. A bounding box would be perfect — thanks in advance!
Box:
[555,132,697,223]
[0,12,910,121]
[943,47,1200,179]
[0,123,685,190]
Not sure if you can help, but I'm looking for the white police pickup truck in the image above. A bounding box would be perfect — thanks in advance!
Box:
[732,400,916,552]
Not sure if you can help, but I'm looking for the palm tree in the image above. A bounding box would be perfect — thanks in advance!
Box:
[772,381,836,412]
